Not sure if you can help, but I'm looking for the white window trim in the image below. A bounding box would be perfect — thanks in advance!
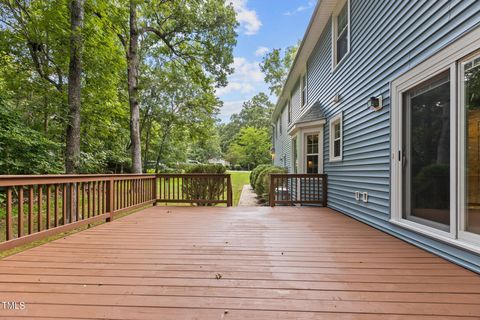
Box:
[329,112,343,162]
[331,0,351,70]
[291,135,298,174]
[390,26,480,254]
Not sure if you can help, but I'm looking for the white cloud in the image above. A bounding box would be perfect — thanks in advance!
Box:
[221,100,246,120]
[255,46,269,57]
[216,82,254,96]
[230,0,262,35]
[216,57,263,97]
[284,0,316,16]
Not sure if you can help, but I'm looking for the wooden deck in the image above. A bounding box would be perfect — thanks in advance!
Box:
[0,206,479,319]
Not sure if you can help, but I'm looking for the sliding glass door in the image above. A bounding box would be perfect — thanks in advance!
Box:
[391,30,480,251]
[402,71,451,232]
[460,54,480,242]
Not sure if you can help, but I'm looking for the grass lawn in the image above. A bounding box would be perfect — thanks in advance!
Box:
[228,171,251,206]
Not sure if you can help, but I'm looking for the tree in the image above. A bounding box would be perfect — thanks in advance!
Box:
[0,0,236,175]
[260,45,298,96]
[0,100,62,174]
[226,127,271,169]
[120,0,237,173]
[0,0,128,173]
[65,0,85,173]
[219,92,273,153]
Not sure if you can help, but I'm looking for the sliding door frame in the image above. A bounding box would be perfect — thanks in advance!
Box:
[391,27,480,254]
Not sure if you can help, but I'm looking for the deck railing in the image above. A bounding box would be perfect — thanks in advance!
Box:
[269,173,327,207]
[0,173,232,251]
[157,174,232,207]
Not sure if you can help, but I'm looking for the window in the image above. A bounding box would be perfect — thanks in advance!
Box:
[306,134,319,173]
[332,0,350,67]
[288,100,292,124]
[329,113,343,162]
[301,74,307,107]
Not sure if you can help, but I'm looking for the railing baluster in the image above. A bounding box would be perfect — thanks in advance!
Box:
[6,187,13,241]
[37,185,43,232]
[92,181,97,216]
[46,185,51,230]
[76,183,80,221]
[69,183,74,223]
[62,184,67,225]
[54,185,59,227]
[28,186,34,234]
[18,186,24,238]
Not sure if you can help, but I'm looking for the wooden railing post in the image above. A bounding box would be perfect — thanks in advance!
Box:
[269,175,275,207]
[226,175,233,207]
[106,178,114,222]
[153,175,158,206]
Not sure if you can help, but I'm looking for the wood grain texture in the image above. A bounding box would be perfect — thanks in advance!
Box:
[0,206,479,319]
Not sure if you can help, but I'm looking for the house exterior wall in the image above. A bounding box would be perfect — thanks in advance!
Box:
[273,0,480,272]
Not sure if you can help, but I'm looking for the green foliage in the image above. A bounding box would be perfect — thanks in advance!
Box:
[250,164,271,188]
[260,45,299,96]
[413,164,450,209]
[0,0,237,174]
[184,164,226,174]
[219,92,274,154]
[226,127,272,170]
[253,166,287,200]
[0,102,63,174]
[183,164,227,206]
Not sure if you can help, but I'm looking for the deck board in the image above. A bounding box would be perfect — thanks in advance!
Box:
[0,206,479,319]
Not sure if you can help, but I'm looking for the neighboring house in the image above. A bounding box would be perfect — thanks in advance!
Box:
[272,0,480,272]
[207,158,230,167]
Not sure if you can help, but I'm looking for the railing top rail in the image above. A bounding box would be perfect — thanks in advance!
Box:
[157,173,230,177]
[0,174,157,187]
[0,173,231,187]
[270,173,327,177]
[0,174,156,179]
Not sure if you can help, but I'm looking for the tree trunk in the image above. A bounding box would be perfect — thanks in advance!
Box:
[155,122,173,174]
[436,102,450,165]
[127,0,142,173]
[65,0,84,174]
[143,117,152,171]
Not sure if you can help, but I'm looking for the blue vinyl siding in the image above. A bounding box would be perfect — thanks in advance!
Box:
[273,0,480,272]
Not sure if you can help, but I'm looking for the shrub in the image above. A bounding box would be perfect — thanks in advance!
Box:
[183,164,227,206]
[184,164,226,174]
[413,164,450,209]
[250,164,271,188]
[254,166,287,200]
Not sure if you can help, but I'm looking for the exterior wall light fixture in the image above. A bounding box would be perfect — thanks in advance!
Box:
[367,95,383,112]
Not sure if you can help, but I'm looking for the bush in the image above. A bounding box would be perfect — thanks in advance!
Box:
[250,164,271,188]
[183,164,227,206]
[184,164,226,174]
[254,166,287,200]
[413,164,450,209]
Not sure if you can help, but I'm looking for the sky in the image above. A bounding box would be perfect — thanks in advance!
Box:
[216,0,316,123]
